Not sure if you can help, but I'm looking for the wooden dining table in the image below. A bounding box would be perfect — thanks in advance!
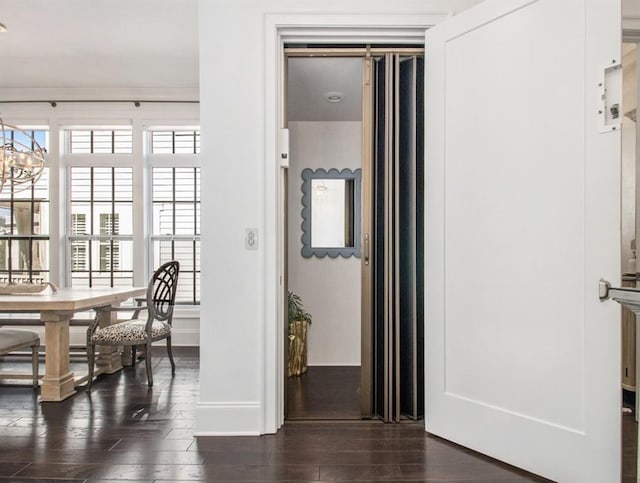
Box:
[0,286,146,402]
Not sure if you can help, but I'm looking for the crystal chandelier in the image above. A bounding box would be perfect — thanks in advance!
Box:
[0,118,46,193]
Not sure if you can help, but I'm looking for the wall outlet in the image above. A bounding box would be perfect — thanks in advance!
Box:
[245,228,258,250]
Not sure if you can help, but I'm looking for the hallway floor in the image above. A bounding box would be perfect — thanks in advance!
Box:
[0,348,551,481]
[287,366,360,420]
[623,390,638,482]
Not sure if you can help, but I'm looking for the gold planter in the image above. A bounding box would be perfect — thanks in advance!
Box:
[288,319,309,377]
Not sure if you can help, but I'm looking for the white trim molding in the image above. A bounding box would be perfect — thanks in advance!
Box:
[262,12,447,435]
[195,402,263,436]
[0,87,199,103]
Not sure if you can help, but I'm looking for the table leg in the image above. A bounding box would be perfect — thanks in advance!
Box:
[121,345,135,366]
[96,305,123,374]
[40,313,76,402]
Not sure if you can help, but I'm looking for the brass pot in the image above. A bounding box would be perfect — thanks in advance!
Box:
[288,319,309,377]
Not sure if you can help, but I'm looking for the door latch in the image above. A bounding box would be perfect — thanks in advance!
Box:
[598,60,622,133]
[610,103,620,120]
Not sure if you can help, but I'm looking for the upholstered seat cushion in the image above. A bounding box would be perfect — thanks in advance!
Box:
[0,329,40,354]
[91,319,171,343]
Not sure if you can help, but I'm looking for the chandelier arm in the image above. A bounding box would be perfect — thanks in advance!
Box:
[0,117,46,193]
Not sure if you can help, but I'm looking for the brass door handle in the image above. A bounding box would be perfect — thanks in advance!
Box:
[364,233,370,265]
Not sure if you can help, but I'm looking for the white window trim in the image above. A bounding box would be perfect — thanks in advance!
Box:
[146,128,202,312]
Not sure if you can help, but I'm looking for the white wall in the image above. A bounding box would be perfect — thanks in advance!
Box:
[288,121,361,366]
[197,0,639,436]
[196,0,484,436]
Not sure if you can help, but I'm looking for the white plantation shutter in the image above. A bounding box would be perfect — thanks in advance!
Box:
[69,129,133,154]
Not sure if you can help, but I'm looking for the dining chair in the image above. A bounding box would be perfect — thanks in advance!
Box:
[0,328,40,389]
[86,260,180,389]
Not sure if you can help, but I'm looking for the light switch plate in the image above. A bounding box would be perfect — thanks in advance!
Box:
[245,228,258,250]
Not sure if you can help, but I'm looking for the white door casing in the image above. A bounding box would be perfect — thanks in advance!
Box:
[424,0,621,482]
[264,13,448,433]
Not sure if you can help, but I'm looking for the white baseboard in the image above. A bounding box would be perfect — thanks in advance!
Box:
[195,401,262,435]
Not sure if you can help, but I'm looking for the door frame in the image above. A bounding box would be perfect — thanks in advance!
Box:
[262,13,447,433]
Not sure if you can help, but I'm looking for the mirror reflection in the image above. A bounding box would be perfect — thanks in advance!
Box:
[301,168,361,258]
[311,178,355,248]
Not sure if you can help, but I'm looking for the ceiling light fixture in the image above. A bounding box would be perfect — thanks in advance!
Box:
[0,118,46,192]
[325,91,344,103]
[0,22,7,33]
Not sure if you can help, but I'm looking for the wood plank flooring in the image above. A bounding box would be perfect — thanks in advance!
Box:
[0,348,552,481]
[622,390,638,483]
[287,366,360,420]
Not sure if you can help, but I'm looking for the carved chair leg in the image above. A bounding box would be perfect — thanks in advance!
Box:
[31,343,39,389]
[145,344,153,388]
[131,345,137,366]
[166,336,176,375]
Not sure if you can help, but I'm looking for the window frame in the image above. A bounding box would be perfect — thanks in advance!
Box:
[146,129,202,308]
[0,127,51,283]
[63,126,137,289]
[54,120,201,315]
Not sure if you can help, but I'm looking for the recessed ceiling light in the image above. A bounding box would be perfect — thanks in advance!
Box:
[325,91,344,103]
[0,22,7,33]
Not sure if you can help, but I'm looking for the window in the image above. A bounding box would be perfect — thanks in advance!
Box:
[63,125,200,306]
[68,167,133,288]
[99,213,120,271]
[69,129,133,154]
[0,129,49,282]
[151,167,200,305]
[4,128,48,153]
[71,214,87,271]
[151,130,200,154]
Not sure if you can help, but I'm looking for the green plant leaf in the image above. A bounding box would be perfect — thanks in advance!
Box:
[288,291,312,325]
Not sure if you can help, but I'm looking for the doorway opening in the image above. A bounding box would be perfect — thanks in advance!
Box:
[285,53,363,420]
[283,46,425,422]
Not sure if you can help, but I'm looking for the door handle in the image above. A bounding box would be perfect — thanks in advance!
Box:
[599,278,612,300]
[364,233,370,266]
[599,278,640,315]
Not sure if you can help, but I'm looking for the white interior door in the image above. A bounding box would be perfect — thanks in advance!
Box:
[424,1,621,482]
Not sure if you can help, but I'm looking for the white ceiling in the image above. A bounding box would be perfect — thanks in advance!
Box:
[0,0,636,106]
[0,1,362,119]
[0,0,199,90]
[287,57,363,122]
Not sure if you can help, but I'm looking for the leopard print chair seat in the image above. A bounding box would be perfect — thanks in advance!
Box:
[86,260,180,389]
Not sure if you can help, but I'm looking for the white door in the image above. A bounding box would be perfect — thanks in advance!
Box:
[424,0,621,482]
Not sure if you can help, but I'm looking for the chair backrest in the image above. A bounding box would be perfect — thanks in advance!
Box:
[146,261,180,324]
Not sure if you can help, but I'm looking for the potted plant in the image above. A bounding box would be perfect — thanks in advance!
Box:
[288,291,312,376]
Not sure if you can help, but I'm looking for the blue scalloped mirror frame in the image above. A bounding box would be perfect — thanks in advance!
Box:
[301,168,362,258]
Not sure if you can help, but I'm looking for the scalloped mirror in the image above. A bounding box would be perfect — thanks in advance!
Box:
[301,168,361,258]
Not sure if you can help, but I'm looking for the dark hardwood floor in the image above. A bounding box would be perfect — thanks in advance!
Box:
[287,366,361,420]
[622,390,638,483]
[0,348,552,481]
